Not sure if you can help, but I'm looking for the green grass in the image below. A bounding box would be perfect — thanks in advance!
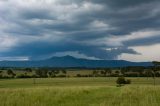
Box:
[0,77,160,106]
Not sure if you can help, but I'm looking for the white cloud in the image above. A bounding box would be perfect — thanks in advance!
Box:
[53,51,99,60]
[104,30,160,46]
[0,56,29,61]
[89,20,110,30]
[118,44,160,62]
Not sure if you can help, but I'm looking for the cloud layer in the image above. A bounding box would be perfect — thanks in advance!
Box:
[0,0,160,61]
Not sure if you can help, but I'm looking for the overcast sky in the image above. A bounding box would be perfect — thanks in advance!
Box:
[0,0,160,62]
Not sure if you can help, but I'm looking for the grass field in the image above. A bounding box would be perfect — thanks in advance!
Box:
[0,77,160,106]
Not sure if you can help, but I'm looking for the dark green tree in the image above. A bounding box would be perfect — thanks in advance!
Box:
[152,61,160,85]
[35,68,48,78]
[93,70,99,77]
[105,68,112,77]
[7,69,16,78]
[62,69,66,74]
[25,68,32,72]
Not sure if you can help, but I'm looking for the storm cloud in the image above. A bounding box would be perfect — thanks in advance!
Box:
[0,0,160,61]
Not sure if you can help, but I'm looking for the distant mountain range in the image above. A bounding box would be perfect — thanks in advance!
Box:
[0,55,153,68]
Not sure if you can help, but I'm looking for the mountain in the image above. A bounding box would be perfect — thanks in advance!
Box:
[0,55,153,68]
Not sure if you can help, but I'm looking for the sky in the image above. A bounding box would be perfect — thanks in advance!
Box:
[0,0,160,62]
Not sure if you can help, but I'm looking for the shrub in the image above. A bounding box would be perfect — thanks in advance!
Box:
[116,77,131,86]
[116,77,126,85]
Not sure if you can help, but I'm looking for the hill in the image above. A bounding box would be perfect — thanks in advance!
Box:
[0,55,152,67]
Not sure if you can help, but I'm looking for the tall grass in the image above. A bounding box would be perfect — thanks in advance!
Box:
[0,85,160,106]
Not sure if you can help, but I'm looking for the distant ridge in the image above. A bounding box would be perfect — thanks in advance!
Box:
[0,55,153,68]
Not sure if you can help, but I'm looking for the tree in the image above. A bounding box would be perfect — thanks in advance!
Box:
[61,69,67,74]
[25,68,32,72]
[152,61,160,66]
[50,69,59,77]
[120,68,126,76]
[100,70,107,77]
[48,71,52,77]
[115,70,120,75]
[7,69,16,78]
[152,61,160,86]
[93,70,99,77]
[54,70,60,74]
[35,68,48,78]
[7,69,13,75]
[144,69,152,79]
[104,68,112,77]
[0,71,2,78]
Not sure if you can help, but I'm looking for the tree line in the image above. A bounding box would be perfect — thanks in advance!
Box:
[0,61,160,79]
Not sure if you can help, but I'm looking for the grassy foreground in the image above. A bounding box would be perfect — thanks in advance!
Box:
[0,78,160,106]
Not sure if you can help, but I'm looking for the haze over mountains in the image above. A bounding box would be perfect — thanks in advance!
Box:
[0,56,152,68]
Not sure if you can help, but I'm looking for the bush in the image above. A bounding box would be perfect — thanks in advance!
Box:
[116,77,126,85]
[116,77,131,86]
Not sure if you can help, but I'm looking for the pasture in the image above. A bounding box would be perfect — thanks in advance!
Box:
[0,77,160,106]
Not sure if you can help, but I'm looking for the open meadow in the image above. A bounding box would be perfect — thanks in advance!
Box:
[1,0,160,105]
[0,77,160,106]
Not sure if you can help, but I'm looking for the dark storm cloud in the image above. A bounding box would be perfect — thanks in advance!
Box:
[2,40,139,60]
[0,0,160,60]
[92,0,158,7]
